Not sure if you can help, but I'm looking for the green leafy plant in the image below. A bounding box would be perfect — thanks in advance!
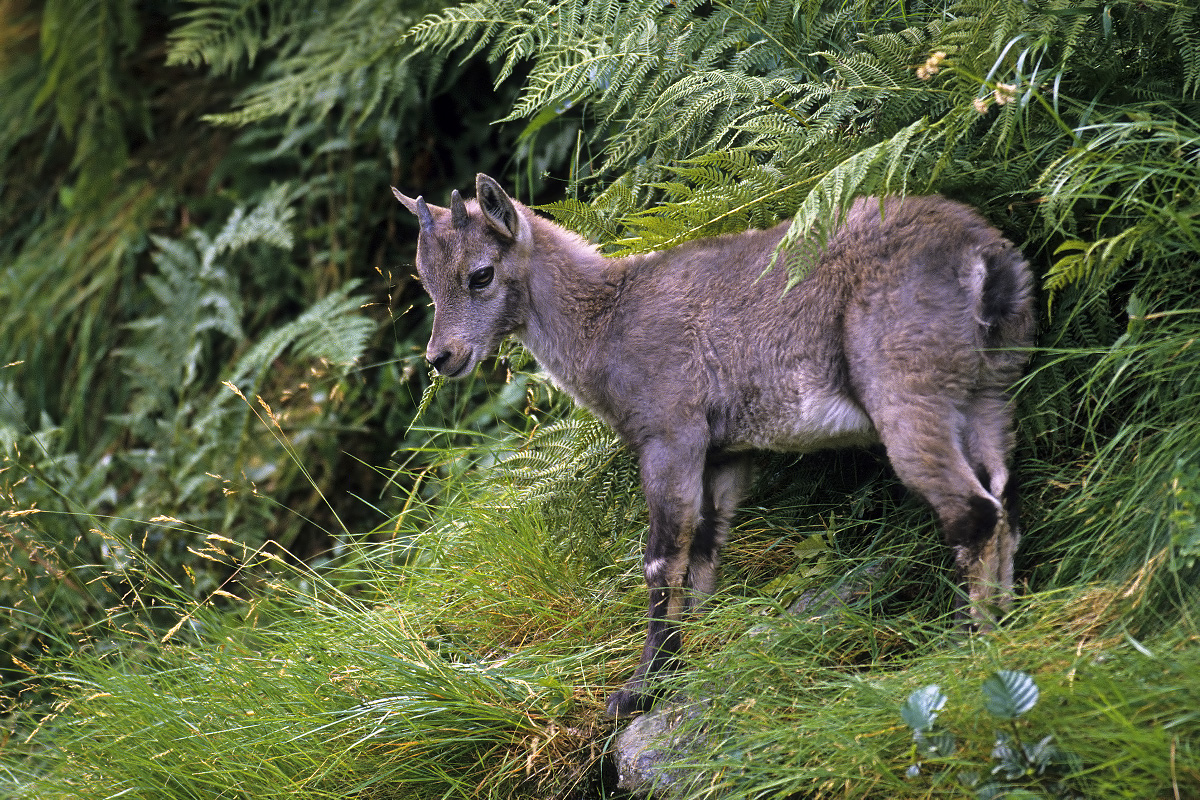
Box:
[2,0,571,698]
[902,670,1084,798]
[4,0,1200,797]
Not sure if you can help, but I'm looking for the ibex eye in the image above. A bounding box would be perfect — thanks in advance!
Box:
[468,267,494,291]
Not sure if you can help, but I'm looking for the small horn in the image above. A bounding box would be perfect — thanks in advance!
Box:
[415,196,435,232]
[450,189,469,228]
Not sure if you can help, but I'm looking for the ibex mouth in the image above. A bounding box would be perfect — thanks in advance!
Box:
[430,350,473,378]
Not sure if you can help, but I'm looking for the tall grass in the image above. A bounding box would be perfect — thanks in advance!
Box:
[5,386,1199,798]
[3,422,639,798]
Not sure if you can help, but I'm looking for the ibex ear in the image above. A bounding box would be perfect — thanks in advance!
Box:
[476,173,521,241]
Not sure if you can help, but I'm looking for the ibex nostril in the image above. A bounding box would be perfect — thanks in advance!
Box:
[427,350,453,372]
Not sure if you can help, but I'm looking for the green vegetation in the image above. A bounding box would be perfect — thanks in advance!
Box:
[2,0,1198,797]
[901,671,1083,798]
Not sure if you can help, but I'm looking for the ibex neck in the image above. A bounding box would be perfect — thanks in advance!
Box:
[517,218,625,403]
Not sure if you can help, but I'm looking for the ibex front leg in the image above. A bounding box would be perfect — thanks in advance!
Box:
[607,439,705,718]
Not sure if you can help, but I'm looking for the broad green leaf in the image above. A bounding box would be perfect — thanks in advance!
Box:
[1025,733,1059,771]
[982,670,1039,720]
[916,728,956,757]
[901,684,947,731]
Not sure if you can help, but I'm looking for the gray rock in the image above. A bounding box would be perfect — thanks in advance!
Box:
[787,560,884,616]
[613,699,711,798]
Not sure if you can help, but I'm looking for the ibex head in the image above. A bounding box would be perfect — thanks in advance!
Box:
[392,174,532,377]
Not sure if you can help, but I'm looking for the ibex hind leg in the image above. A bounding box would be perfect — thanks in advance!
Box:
[948,495,1009,630]
[962,391,1021,609]
[685,454,751,607]
[873,401,1012,629]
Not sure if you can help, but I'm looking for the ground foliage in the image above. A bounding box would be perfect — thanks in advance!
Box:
[2,0,1199,798]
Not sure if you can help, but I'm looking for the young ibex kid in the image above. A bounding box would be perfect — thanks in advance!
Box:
[393,175,1034,717]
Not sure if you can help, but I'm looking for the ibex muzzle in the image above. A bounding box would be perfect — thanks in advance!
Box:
[394,174,1034,717]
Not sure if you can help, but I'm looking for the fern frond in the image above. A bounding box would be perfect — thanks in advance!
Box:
[776,118,933,281]
[228,283,373,391]
[1036,114,1200,305]
[166,0,303,72]
[821,51,904,91]
[185,0,436,127]
[1168,2,1200,100]
[403,0,525,60]
[34,0,145,207]
[483,412,639,534]
[537,198,620,243]
[115,187,311,418]
[212,183,296,257]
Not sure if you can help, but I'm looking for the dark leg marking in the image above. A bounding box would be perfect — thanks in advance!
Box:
[944,494,1001,625]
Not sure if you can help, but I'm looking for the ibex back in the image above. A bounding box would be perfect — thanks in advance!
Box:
[393,174,1034,718]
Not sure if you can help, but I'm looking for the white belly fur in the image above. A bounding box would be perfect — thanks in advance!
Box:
[733,387,877,453]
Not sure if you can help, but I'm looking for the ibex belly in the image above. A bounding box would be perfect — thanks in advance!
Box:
[725,381,877,453]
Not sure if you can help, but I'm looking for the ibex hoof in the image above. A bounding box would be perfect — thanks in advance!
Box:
[606,686,655,718]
